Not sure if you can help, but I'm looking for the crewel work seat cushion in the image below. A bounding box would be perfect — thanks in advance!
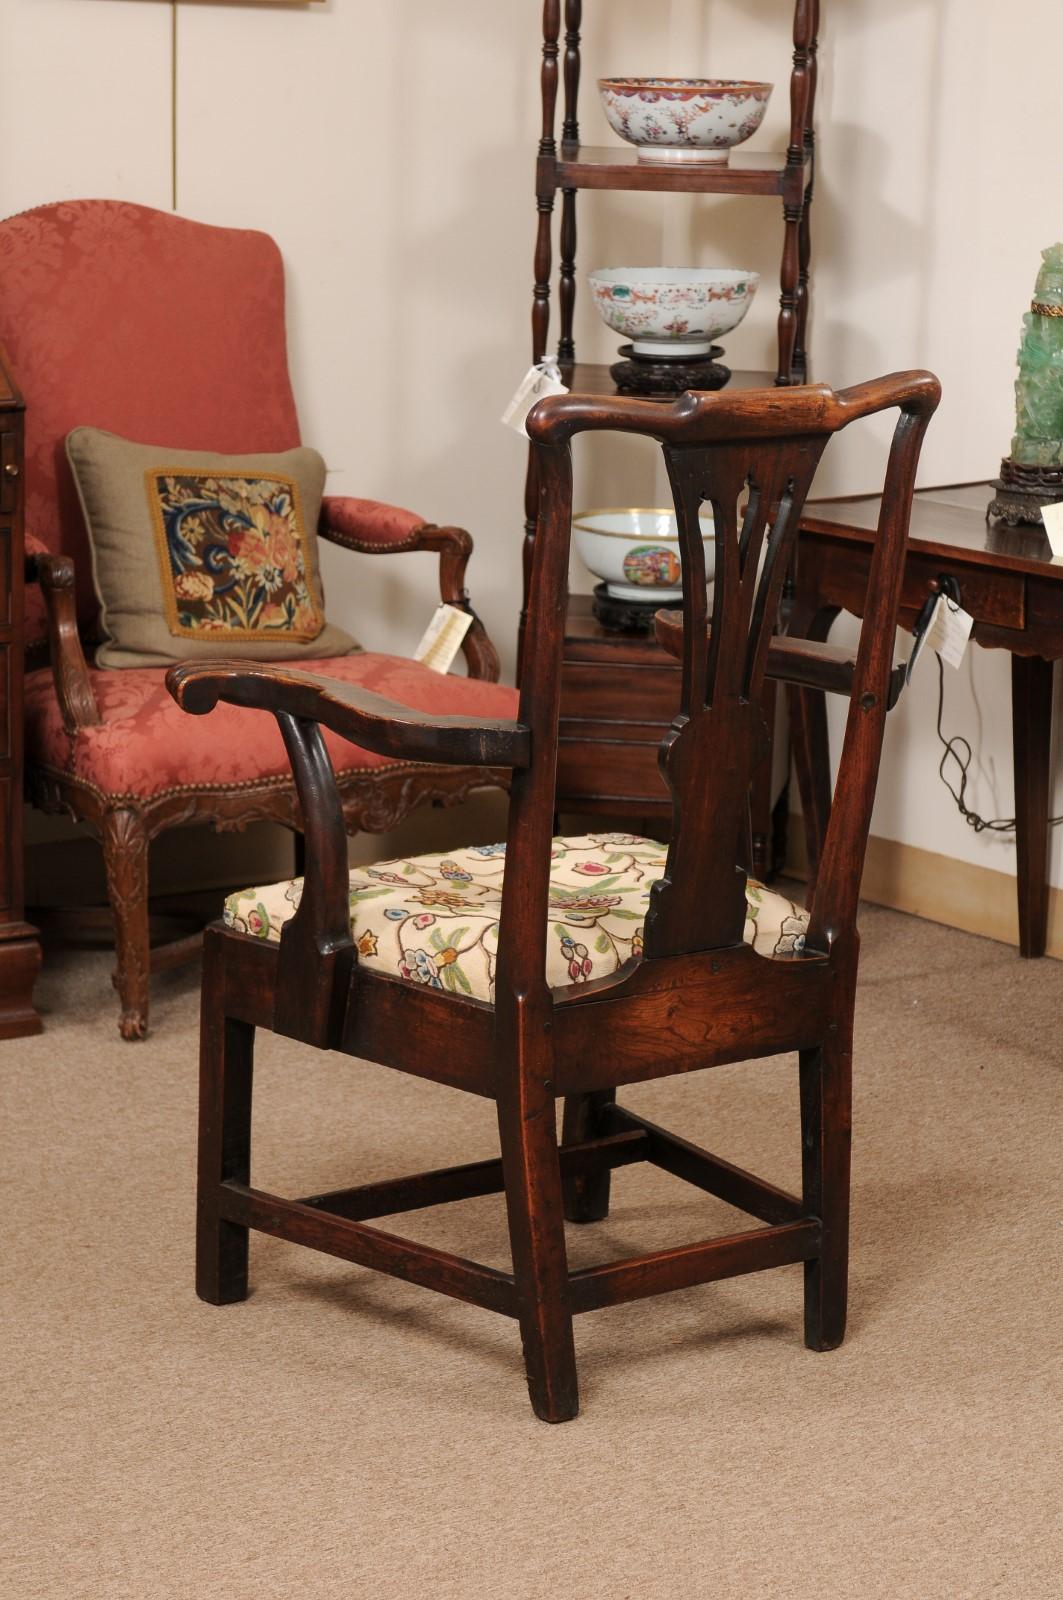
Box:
[224,833,810,1004]
[23,653,519,802]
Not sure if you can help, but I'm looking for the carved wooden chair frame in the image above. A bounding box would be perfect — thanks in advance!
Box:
[168,372,939,1420]
[26,519,505,1039]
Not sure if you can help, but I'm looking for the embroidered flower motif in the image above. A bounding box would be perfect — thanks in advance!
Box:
[415,888,475,910]
[172,570,214,603]
[413,913,436,929]
[384,908,408,921]
[368,869,408,885]
[560,935,593,983]
[399,948,443,988]
[356,931,378,957]
[470,843,507,857]
[246,903,271,939]
[632,929,645,957]
[572,861,610,875]
[150,469,322,642]
[439,859,473,884]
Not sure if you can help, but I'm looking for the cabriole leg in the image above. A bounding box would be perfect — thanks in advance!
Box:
[101,806,151,1040]
[197,934,254,1306]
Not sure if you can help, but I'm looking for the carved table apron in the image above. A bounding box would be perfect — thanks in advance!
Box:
[792,481,1061,957]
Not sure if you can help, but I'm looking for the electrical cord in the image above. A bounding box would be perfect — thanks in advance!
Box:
[933,651,1063,833]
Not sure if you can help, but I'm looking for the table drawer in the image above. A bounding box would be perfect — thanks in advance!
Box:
[901,554,1025,630]
[560,663,681,723]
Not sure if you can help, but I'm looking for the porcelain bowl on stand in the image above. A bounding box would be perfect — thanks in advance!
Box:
[598,77,773,164]
[589,266,759,359]
[573,508,716,604]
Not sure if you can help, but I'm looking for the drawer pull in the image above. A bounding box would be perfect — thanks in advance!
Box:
[3,463,18,479]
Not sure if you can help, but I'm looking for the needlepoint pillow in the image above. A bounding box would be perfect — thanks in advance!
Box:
[65,428,357,668]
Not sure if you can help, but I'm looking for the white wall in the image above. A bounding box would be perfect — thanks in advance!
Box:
[4,0,1063,885]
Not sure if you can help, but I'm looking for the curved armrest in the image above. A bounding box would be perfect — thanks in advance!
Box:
[26,552,100,735]
[166,659,530,770]
[319,498,501,683]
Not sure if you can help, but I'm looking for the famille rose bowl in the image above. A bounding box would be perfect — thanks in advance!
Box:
[572,509,716,603]
[588,266,758,359]
[598,77,772,163]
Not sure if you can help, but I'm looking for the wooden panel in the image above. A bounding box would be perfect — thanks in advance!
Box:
[0,644,9,760]
[0,526,10,628]
[0,435,17,515]
[557,736,669,807]
[560,663,682,722]
[0,779,11,911]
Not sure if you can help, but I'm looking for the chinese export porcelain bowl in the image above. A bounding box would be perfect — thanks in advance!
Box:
[598,77,773,163]
[573,508,716,603]
[588,266,759,358]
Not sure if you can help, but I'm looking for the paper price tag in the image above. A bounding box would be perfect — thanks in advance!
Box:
[1041,501,1063,558]
[924,593,974,670]
[502,361,568,438]
[413,603,474,675]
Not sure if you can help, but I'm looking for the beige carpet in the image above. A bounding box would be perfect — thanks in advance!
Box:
[3,902,1061,1599]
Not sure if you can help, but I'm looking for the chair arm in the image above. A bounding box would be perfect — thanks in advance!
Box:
[654,612,907,709]
[166,659,530,770]
[319,497,501,683]
[25,552,101,735]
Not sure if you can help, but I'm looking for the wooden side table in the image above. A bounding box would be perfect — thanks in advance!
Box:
[792,482,1063,957]
[0,343,42,1036]
[556,595,781,877]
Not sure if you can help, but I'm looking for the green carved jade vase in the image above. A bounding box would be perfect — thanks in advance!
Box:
[988,243,1063,528]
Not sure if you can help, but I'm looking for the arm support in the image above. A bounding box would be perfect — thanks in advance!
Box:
[654,612,907,710]
[166,659,530,770]
[318,498,501,683]
[26,552,100,736]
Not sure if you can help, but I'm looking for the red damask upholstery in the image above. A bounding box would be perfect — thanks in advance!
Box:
[0,200,301,634]
[25,655,518,801]
[321,497,427,549]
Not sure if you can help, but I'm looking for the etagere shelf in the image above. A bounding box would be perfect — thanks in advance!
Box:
[522,2,819,866]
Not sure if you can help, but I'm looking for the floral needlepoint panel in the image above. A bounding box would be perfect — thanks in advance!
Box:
[146,469,325,642]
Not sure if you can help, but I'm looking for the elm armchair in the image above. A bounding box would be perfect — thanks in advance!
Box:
[169,372,939,1421]
[0,199,512,1038]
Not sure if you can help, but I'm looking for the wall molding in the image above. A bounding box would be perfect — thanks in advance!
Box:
[786,817,1063,959]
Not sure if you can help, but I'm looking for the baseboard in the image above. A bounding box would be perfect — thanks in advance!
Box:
[786,816,1063,959]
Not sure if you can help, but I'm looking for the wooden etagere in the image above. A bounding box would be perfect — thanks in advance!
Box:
[522,3,820,849]
[530,0,820,389]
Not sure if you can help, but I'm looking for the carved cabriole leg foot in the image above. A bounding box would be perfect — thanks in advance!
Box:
[497,1001,579,1422]
[561,1088,616,1222]
[800,1012,853,1353]
[101,806,150,1040]
[197,930,253,1304]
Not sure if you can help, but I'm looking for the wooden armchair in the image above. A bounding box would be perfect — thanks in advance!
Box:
[168,371,939,1421]
[0,200,513,1038]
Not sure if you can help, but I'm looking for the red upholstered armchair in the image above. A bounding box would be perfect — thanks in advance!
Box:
[0,200,513,1038]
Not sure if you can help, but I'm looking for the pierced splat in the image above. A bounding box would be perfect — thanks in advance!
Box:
[644,436,828,957]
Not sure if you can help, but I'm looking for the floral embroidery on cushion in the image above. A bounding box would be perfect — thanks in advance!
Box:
[222,834,810,1004]
[146,469,324,642]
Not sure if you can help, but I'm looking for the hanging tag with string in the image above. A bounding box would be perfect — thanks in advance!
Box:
[501,356,568,438]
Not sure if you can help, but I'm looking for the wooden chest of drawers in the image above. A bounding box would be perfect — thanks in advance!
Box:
[0,343,42,1037]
